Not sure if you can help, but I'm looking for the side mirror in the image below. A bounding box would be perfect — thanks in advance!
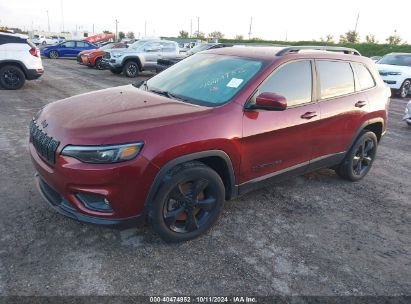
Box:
[248,92,287,111]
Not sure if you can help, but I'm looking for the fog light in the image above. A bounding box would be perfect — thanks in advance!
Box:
[75,193,113,212]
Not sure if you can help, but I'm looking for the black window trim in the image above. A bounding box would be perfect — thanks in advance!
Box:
[314,59,357,102]
[245,59,317,110]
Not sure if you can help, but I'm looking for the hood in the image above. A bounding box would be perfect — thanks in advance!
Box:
[79,49,95,56]
[377,63,411,73]
[38,85,211,145]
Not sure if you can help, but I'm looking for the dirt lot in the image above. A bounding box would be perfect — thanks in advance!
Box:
[0,59,410,296]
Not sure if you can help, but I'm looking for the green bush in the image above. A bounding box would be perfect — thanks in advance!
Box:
[219,39,411,57]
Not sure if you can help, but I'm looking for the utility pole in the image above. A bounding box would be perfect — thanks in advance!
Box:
[197,17,200,36]
[248,16,253,40]
[115,19,119,41]
[144,21,147,37]
[46,10,50,32]
[354,12,360,32]
[61,0,65,32]
[92,24,94,34]
[190,19,192,37]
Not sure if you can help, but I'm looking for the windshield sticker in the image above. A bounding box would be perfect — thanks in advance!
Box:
[227,78,244,88]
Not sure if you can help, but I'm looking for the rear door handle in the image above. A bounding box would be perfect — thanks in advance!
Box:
[355,100,367,108]
[300,111,318,119]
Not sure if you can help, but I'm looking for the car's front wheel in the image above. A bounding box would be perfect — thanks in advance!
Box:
[0,65,26,90]
[398,79,411,98]
[149,161,225,243]
[123,61,139,78]
[95,58,103,70]
[336,131,378,181]
[49,50,59,59]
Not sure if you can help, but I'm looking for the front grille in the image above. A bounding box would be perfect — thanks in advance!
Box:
[379,71,388,76]
[29,120,60,164]
[103,52,111,59]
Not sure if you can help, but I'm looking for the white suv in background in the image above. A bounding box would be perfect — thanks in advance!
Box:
[376,53,411,98]
[0,32,44,89]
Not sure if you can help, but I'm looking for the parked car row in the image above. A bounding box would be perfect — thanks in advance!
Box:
[32,35,66,45]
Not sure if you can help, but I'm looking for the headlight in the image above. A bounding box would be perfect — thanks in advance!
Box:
[387,71,402,76]
[112,52,123,58]
[61,142,144,164]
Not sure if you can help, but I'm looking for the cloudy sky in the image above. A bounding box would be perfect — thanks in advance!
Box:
[1,0,410,43]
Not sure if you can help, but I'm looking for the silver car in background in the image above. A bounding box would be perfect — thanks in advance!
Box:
[102,39,179,77]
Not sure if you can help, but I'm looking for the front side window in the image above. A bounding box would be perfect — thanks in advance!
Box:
[317,60,355,99]
[61,41,75,47]
[161,42,176,52]
[144,42,161,52]
[352,63,375,91]
[146,54,263,106]
[76,41,88,47]
[254,60,312,107]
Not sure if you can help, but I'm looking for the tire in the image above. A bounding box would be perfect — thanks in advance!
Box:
[398,80,411,98]
[335,131,378,181]
[0,65,26,90]
[109,67,122,74]
[123,61,139,78]
[49,50,59,59]
[95,58,103,70]
[42,41,46,45]
[149,161,225,243]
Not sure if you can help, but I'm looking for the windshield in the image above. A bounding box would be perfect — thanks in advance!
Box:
[146,54,263,106]
[99,43,115,50]
[378,54,411,66]
[187,43,215,55]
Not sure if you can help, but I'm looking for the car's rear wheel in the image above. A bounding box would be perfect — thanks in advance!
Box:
[123,61,139,78]
[398,80,411,98]
[149,161,225,243]
[42,41,47,45]
[336,131,378,181]
[49,50,59,59]
[109,67,122,74]
[0,65,26,90]
[95,58,103,70]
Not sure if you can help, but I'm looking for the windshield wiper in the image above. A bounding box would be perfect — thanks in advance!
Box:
[149,88,190,103]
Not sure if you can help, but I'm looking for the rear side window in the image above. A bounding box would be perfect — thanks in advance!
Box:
[256,60,312,107]
[352,63,375,91]
[76,41,88,47]
[0,34,27,45]
[317,61,355,99]
[161,42,176,52]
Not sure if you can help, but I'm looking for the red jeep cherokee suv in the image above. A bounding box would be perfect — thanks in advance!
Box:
[29,46,390,242]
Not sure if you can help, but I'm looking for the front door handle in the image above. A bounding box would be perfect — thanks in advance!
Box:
[301,111,318,119]
[355,100,367,108]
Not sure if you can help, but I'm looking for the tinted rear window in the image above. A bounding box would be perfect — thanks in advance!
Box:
[317,61,355,99]
[352,63,375,91]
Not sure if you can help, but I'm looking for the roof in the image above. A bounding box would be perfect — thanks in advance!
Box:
[203,45,364,62]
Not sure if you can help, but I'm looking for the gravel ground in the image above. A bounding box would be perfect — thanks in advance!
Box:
[0,59,410,297]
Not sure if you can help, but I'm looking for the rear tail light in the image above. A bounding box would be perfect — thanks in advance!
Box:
[29,47,39,57]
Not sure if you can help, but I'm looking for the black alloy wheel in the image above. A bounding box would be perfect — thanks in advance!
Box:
[149,161,225,242]
[0,65,25,90]
[336,131,378,181]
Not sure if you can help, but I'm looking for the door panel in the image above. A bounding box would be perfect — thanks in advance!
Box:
[240,60,318,184]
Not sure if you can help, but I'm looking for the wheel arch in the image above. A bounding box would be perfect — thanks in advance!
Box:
[144,150,238,211]
[0,60,28,78]
[347,118,385,152]
[122,56,143,71]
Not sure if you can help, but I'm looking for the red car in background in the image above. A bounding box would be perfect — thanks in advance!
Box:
[78,42,128,69]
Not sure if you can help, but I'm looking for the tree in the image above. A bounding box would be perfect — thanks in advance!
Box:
[386,34,402,45]
[103,30,112,34]
[126,31,135,39]
[118,31,125,39]
[178,30,189,38]
[193,31,205,40]
[365,34,378,44]
[320,34,334,43]
[235,35,244,40]
[208,31,224,40]
[339,30,360,43]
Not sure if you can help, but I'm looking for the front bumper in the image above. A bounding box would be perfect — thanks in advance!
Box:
[380,77,402,89]
[100,58,112,69]
[30,142,159,225]
[35,174,144,226]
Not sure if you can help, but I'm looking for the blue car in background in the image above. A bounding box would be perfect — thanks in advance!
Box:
[41,40,96,59]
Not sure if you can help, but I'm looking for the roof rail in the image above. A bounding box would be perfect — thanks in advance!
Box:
[276,46,361,56]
